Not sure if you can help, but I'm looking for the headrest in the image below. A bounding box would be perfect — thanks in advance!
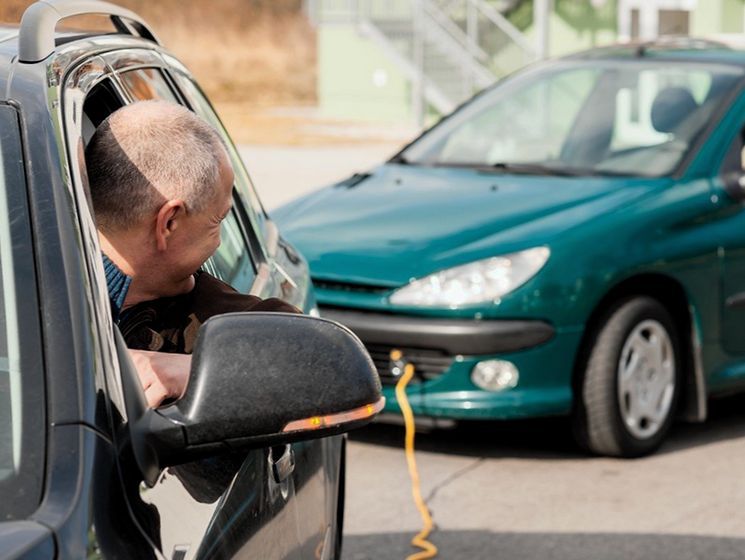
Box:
[650,87,698,133]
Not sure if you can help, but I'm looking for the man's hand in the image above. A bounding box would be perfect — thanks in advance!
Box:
[129,349,191,408]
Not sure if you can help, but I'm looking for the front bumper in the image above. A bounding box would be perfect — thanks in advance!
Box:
[320,307,582,419]
[320,308,555,354]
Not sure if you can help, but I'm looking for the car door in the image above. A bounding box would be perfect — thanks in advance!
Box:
[0,103,55,558]
[711,90,745,359]
[59,48,339,559]
[0,90,154,558]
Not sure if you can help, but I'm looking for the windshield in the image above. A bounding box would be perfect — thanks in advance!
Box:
[400,60,743,177]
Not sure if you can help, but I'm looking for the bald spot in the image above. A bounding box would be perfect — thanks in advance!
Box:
[86,100,228,232]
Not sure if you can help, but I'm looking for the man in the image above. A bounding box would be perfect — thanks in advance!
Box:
[86,100,295,407]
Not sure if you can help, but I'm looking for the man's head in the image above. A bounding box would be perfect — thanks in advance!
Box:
[86,100,234,304]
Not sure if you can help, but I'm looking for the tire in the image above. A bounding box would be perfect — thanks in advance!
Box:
[573,296,681,457]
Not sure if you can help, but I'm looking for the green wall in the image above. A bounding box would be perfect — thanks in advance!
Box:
[691,0,744,35]
[318,26,412,122]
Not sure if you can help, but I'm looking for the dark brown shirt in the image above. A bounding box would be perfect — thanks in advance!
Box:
[119,271,299,354]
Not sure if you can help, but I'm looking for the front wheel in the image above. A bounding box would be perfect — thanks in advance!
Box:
[573,296,681,457]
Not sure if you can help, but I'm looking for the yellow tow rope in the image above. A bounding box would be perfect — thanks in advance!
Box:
[395,362,439,560]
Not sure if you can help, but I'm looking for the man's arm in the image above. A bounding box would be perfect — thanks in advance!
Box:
[128,349,191,408]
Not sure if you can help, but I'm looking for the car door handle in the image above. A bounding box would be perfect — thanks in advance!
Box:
[270,444,295,483]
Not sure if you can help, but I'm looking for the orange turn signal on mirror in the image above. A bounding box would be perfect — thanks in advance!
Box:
[282,397,386,433]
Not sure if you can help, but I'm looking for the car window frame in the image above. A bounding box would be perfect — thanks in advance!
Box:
[60,53,133,420]
[108,55,266,293]
[719,129,744,177]
[715,87,745,179]
[56,46,275,423]
[111,61,263,291]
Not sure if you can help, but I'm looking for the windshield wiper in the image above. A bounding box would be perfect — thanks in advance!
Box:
[484,163,637,177]
[487,162,585,177]
[431,161,584,176]
[389,154,410,165]
[405,159,636,177]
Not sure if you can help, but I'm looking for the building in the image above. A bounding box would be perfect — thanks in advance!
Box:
[307,0,745,124]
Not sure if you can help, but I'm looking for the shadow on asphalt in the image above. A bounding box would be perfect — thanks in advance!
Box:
[349,392,745,460]
[343,530,745,560]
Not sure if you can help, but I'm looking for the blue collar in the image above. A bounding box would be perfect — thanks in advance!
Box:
[102,253,131,320]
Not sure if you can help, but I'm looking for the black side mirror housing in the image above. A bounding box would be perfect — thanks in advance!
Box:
[722,171,745,201]
[122,313,382,485]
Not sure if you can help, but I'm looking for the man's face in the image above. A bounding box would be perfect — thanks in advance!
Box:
[161,150,234,295]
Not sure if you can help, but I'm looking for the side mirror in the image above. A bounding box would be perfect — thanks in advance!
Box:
[124,313,382,485]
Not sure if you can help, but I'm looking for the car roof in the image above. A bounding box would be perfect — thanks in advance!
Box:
[565,39,745,67]
[0,23,115,65]
[0,11,161,69]
[0,20,167,87]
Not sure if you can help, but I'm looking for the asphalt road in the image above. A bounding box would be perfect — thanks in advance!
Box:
[342,398,745,560]
[238,143,400,211]
[240,142,745,560]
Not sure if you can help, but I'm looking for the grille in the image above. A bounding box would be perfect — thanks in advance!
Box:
[312,278,390,294]
[365,343,453,385]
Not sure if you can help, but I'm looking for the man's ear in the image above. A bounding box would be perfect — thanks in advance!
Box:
[155,199,187,252]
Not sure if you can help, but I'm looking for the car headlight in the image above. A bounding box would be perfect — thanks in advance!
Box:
[389,247,550,308]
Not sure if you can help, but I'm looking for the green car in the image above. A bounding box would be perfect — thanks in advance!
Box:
[274,42,745,457]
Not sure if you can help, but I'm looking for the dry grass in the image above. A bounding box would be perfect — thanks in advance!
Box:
[214,102,413,146]
[0,2,412,146]
[0,0,316,105]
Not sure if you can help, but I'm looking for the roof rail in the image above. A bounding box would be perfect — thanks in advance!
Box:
[18,0,160,63]
[635,36,731,57]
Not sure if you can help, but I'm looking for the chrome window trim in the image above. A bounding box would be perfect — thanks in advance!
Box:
[56,51,129,418]
[100,47,167,74]
[252,262,272,298]
[264,219,279,260]
[46,36,170,89]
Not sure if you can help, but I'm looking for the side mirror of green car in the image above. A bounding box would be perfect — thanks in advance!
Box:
[723,170,745,201]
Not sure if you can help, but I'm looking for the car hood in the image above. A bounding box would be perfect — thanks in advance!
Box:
[273,164,667,287]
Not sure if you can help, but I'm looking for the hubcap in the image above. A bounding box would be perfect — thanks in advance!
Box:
[617,319,675,440]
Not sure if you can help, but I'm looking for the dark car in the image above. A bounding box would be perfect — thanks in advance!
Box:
[0,1,381,558]
[275,41,745,457]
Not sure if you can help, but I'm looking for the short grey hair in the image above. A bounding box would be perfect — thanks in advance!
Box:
[85,100,227,232]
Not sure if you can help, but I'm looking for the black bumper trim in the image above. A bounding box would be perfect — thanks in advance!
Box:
[319,307,555,355]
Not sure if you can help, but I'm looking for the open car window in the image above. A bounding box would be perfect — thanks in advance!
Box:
[116,66,259,291]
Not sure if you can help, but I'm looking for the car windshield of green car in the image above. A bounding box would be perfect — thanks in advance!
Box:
[400,60,744,177]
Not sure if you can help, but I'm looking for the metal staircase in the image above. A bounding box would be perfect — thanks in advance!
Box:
[306,0,536,115]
